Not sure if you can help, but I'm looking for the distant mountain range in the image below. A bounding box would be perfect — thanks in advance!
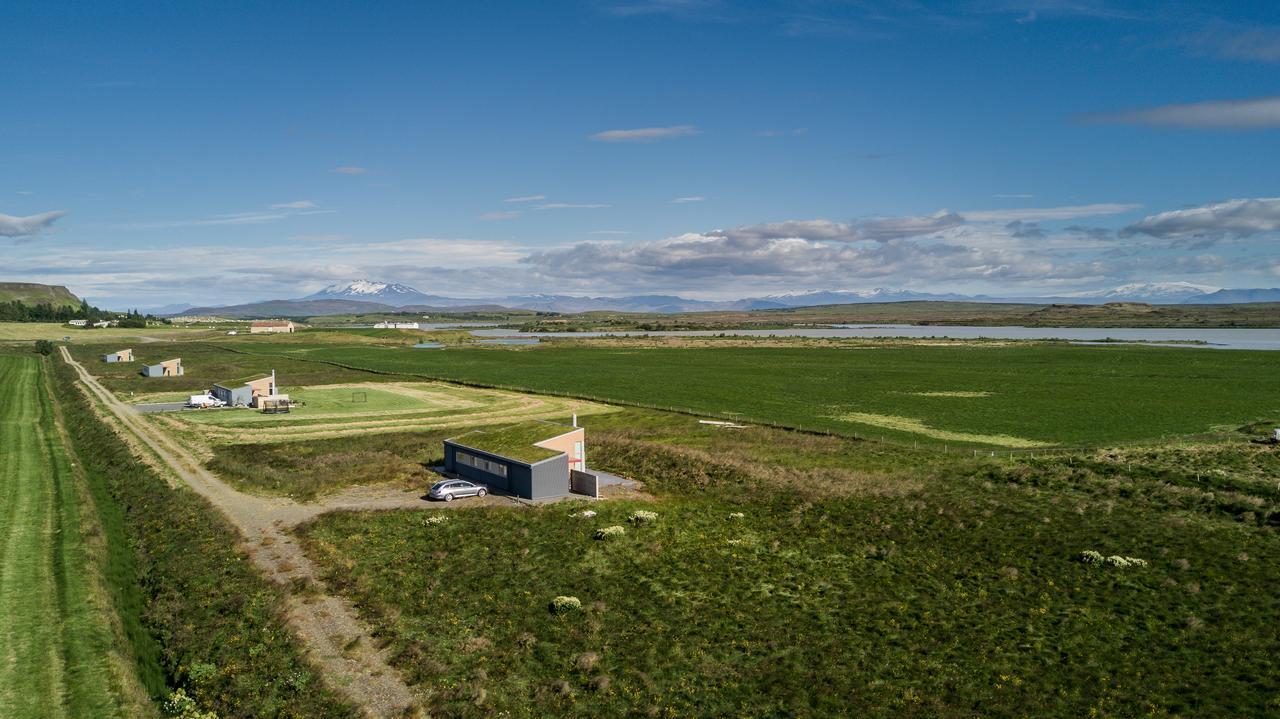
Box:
[162,279,1280,317]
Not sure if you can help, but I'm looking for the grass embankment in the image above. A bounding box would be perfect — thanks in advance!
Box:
[209,430,449,501]
[0,354,152,718]
[49,357,356,718]
[298,409,1280,717]
[232,341,1280,447]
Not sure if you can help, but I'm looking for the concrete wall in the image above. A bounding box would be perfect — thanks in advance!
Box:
[534,427,586,473]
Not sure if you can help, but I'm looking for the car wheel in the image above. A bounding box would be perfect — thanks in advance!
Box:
[476,488,487,497]
[444,493,454,502]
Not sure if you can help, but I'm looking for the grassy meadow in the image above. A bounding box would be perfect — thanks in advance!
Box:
[0,322,218,342]
[0,353,152,718]
[297,407,1280,718]
[231,340,1280,447]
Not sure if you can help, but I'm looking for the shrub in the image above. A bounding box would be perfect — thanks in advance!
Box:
[1079,550,1146,568]
[162,689,217,719]
[595,525,626,540]
[423,514,450,526]
[549,596,582,614]
[628,510,658,525]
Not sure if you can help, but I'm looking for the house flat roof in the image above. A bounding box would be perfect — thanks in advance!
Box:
[446,421,579,463]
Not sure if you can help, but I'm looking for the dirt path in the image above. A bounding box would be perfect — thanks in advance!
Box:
[60,347,423,716]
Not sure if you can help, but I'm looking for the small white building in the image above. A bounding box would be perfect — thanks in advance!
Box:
[68,319,88,327]
[374,321,420,329]
[250,320,296,334]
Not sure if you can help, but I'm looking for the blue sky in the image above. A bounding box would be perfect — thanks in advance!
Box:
[3,0,1280,307]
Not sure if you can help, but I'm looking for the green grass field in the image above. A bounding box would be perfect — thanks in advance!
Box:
[298,408,1280,717]
[0,322,215,342]
[67,341,411,396]
[0,354,148,718]
[232,341,1280,447]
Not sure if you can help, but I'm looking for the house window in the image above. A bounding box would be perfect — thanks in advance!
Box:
[455,450,507,478]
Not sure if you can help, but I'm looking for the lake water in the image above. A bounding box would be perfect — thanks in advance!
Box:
[471,324,1280,350]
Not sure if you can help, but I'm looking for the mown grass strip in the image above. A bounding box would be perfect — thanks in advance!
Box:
[0,354,135,718]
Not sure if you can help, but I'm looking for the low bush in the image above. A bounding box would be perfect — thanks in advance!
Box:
[549,596,582,614]
[627,509,658,524]
[593,525,625,540]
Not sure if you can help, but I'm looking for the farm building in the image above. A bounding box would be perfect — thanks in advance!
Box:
[374,321,420,329]
[443,421,588,500]
[211,371,278,407]
[250,320,296,334]
[102,348,134,363]
[67,319,88,327]
[140,358,183,377]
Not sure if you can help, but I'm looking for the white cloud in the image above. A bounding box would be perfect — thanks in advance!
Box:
[1182,24,1280,63]
[1081,96,1280,129]
[753,128,807,137]
[708,212,964,244]
[4,237,532,305]
[0,210,66,238]
[671,196,705,203]
[589,125,699,142]
[962,203,1141,222]
[503,194,546,203]
[480,211,522,221]
[270,200,318,210]
[535,203,610,210]
[332,166,370,175]
[520,231,1098,290]
[1121,197,1280,238]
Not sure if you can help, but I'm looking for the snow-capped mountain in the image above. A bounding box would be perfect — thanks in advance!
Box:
[1062,282,1219,303]
[305,280,432,302]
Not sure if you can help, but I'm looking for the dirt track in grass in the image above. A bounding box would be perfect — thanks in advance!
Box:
[60,347,479,717]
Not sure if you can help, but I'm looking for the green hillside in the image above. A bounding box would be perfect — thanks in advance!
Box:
[0,282,82,308]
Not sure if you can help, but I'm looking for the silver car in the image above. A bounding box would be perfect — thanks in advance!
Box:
[429,479,488,501]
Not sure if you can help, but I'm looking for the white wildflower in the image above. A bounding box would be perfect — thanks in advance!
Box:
[549,595,582,613]
[595,525,626,540]
[628,510,658,525]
